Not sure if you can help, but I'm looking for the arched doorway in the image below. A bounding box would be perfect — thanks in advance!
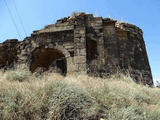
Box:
[30,46,67,75]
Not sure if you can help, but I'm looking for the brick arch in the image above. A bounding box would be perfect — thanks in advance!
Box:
[30,43,71,58]
[47,44,71,58]
[29,44,72,75]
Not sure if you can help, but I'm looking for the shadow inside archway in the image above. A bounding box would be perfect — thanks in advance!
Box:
[30,46,67,75]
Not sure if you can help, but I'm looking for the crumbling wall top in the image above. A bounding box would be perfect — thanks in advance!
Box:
[116,22,143,35]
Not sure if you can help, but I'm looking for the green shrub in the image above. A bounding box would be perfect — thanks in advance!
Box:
[0,88,45,120]
[133,91,151,104]
[107,106,160,120]
[33,72,41,78]
[107,106,147,120]
[45,81,100,120]
[90,86,114,109]
[0,89,25,120]
[147,109,160,120]
[5,70,32,82]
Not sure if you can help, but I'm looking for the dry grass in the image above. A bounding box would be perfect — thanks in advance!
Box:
[0,69,160,120]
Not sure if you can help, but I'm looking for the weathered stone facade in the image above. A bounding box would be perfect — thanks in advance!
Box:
[0,13,153,85]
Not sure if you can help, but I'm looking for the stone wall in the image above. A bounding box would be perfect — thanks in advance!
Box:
[0,12,153,86]
[0,39,19,69]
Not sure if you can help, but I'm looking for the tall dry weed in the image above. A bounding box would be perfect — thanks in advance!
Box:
[0,69,160,120]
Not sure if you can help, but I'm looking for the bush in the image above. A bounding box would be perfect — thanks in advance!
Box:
[107,106,160,120]
[5,70,32,82]
[45,81,100,120]
[0,81,101,120]
[0,88,44,120]
[147,109,160,120]
[90,86,114,109]
[107,106,146,120]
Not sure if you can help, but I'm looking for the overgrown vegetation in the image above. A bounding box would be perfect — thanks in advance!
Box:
[0,69,160,120]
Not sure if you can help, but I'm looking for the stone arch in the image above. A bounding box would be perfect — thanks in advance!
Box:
[30,44,71,75]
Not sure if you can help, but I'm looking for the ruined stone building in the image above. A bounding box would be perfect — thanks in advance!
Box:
[0,13,153,85]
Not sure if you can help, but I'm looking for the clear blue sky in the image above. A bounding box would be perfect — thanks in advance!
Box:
[0,0,160,84]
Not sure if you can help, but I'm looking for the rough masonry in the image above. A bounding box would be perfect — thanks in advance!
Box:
[0,12,153,85]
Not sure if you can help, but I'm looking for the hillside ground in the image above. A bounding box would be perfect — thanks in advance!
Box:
[0,68,160,120]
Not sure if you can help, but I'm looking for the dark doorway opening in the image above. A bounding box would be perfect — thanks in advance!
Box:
[86,40,99,74]
[86,40,98,63]
[30,46,67,75]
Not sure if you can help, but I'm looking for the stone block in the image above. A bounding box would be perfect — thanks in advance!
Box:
[79,49,86,56]
[78,63,87,71]
[48,43,54,48]
[74,63,79,71]
[79,30,85,34]
[74,56,86,64]
[47,39,52,43]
